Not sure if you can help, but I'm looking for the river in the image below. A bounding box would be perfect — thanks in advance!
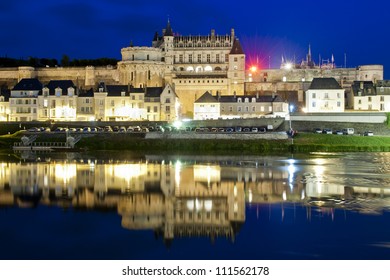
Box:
[0,152,390,259]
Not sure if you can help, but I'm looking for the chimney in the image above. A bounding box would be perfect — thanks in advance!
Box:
[231,28,235,39]
[234,91,236,98]
[256,91,259,99]
[211,29,215,39]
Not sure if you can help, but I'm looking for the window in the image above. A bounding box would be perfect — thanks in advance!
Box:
[324,93,329,99]
[312,102,316,108]
[337,101,341,107]
[337,93,341,98]
[358,99,362,104]
[153,106,158,113]
[216,54,219,63]
[368,97,372,102]
[165,98,170,103]
[252,106,255,112]
[245,106,249,112]
[43,99,48,107]
[229,106,233,112]
[221,106,225,112]
[237,106,242,112]
[234,57,238,62]
[122,100,125,106]
[179,55,183,62]
[189,54,192,63]
[166,106,170,112]
[312,93,316,98]
[225,54,229,62]
[147,106,151,113]
[99,100,103,106]
[198,54,201,63]
[381,96,385,101]
[207,54,210,62]
[111,100,115,106]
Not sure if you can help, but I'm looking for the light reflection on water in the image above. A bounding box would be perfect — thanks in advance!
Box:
[1,152,390,259]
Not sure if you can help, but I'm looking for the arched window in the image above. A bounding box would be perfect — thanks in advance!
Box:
[204,65,212,72]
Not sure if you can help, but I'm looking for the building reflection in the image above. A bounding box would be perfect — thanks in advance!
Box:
[1,155,390,242]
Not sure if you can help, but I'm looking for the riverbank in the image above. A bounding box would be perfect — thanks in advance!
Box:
[2,131,390,154]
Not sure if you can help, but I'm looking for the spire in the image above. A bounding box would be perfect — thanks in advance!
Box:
[307,44,312,63]
[153,31,159,41]
[230,38,244,55]
[164,19,173,36]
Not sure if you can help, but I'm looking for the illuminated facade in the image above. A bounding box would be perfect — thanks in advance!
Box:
[194,91,289,120]
[305,78,345,113]
[119,21,245,117]
[350,80,390,112]
[6,78,180,122]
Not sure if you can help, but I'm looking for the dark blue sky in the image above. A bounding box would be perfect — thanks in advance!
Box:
[1,0,389,76]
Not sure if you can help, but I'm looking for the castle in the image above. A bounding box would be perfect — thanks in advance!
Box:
[0,21,387,120]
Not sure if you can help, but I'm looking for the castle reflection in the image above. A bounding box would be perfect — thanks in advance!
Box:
[1,154,390,243]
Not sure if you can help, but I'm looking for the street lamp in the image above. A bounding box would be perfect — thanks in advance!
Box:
[289,104,294,130]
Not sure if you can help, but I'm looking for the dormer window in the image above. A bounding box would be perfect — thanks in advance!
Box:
[68,87,74,96]
[121,91,125,96]
[55,87,62,97]
[237,98,242,103]
[43,88,49,97]
[252,97,256,103]
[245,98,249,103]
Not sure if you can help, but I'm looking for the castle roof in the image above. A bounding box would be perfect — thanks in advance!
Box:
[219,95,283,103]
[164,20,173,36]
[309,78,342,90]
[230,39,244,55]
[12,78,42,91]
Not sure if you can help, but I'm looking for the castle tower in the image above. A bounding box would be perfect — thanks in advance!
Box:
[228,38,245,95]
[162,20,174,85]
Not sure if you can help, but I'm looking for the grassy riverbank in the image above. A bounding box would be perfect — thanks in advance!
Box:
[2,132,390,154]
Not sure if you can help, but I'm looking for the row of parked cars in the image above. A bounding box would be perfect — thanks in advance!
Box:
[314,127,374,136]
[194,126,268,133]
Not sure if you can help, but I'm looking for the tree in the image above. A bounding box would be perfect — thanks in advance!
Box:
[61,54,70,67]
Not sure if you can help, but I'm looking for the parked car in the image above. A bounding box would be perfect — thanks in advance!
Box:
[342,128,354,135]
[334,130,343,135]
[363,131,374,136]
[315,128,322,134]
[252,127,258,133]
[259,127,267,133]
[27,127,39,132]
[322,128,332,134]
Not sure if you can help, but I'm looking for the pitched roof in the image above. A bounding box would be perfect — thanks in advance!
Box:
[145,87,163,98]
[195,91,218,103]
[230,39,244,55]
[45,80,75,95]
[106,85,130,96]
[78,88,94,97]
[351,81,376,96]
[12,78,42,91]
[309,78,342,90]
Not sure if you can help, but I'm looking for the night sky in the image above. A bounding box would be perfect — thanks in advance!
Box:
[1,0,389,77]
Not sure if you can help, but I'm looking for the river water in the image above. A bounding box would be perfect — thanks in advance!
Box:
[1,152,390,259]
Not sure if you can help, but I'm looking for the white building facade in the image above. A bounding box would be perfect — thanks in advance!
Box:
[305,78,345,113]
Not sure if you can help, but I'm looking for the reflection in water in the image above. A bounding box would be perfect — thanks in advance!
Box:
[1,153,390,245]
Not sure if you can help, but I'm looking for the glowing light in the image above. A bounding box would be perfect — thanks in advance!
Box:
[282,190,287,201]
[302,107,307,113]
[173,120,182,129]
[250,66,257,72]
[284,63,292,70]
